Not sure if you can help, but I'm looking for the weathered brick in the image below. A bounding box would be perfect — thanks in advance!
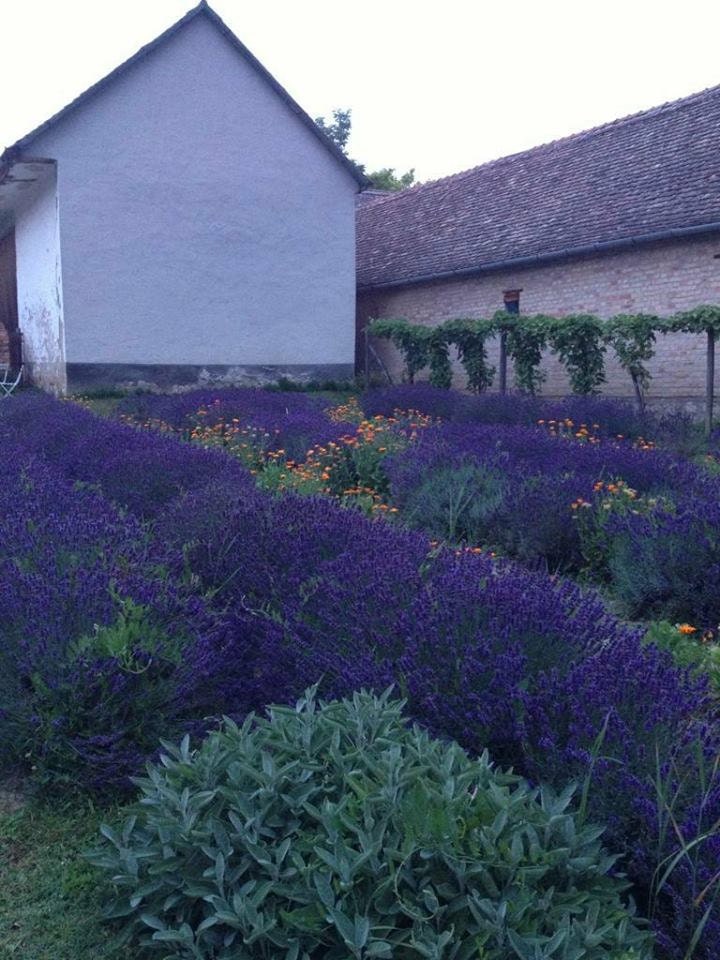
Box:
[357,234,720,400]
[0,323,9,365]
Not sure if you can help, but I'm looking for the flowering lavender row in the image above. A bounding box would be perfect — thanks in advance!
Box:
[384,416,720,622]
[1,393,719,956]
[117,387,356,460]
[117,386,329,428]
[157,478,718,958]
[0,443,214,792]
[362,383,696,446]
[0,392,253,518]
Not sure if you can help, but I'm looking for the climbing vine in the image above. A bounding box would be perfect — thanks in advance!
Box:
[425,328,453,389]
[368,307,717,429]
[441,318,496,393]
[606,314,660,414]
[504,313,552,394]
[367,319,430,384]
[547,314,607,395]
[664,305,720,435]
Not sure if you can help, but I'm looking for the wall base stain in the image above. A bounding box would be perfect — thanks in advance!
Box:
[66,362,356,394]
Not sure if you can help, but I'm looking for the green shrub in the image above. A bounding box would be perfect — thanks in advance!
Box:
[644,621,720,692]
[400,461,506,544]
[13,600,182,795]
[504,313,551,395]
[90,688,652,960]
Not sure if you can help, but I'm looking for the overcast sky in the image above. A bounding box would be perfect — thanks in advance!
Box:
[2,0,720,183]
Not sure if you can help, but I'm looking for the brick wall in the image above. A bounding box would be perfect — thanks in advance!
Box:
[357,233,720,401]
[0,323,9,365]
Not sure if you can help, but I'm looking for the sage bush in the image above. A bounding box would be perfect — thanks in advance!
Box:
[91,689,652,960]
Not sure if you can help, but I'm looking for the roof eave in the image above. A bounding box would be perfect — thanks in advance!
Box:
[358,221,720,292]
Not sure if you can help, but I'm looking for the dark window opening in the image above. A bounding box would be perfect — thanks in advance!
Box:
[503,289,521,314]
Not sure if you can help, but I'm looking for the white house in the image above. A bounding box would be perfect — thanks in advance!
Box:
[0,1,364,393]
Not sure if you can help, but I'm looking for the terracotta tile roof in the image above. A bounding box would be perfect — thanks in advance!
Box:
[357,84,720,289]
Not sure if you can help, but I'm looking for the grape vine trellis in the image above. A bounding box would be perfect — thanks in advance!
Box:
[367,305,720,434]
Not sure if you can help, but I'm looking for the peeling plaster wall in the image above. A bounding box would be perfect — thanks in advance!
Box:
[26,14,357,376]
[14,173,66,393]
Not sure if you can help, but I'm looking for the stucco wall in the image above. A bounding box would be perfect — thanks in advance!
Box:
[26,13,357,375]
[358,234,720,401]
[13,173,66,393]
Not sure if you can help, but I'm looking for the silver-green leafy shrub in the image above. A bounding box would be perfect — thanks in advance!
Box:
[90,689,653,960]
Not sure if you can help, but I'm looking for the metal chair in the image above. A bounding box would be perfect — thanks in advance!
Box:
[0,364,23,397]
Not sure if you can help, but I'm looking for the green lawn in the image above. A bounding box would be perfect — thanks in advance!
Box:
[0,787,133,960]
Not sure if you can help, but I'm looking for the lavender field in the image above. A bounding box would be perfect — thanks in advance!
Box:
[2,386,720,959]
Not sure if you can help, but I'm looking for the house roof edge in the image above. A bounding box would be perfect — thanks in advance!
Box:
[358,221,720,292]
[1,3,368,188]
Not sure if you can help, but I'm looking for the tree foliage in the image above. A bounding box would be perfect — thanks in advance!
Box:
[606,314,660,413]
[314,107,352,152]
[315,107,416,192]
[442,318,496,393]
[547,314,608,396]
[501,312,551,395]
[366,167,416,191]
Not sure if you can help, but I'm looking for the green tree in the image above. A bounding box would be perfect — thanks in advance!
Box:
[315,107,416,191]
[606,313,660,415]
[365,167,416,191]
[314,107,352,152]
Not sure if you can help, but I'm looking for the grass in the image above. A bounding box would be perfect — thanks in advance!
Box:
[0,785,133,960]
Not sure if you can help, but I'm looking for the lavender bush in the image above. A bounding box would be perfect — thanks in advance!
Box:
[363,384,643,433]
[603,492,720,622]
[156,474,717,956]
[2,392,720,956]
[385,422,687,565]
[382,417,720,622]
[0,450,194,792]
[117,387,355,461]
[0,392,253,518]
[362,384,703,451]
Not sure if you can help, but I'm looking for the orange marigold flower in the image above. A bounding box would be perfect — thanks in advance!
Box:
[677,623,697,635]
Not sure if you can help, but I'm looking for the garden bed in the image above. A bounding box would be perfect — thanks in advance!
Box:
[2,386,720,958]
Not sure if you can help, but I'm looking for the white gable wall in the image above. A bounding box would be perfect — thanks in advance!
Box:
[26,13,358,375]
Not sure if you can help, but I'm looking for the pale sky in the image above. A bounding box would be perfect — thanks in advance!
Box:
[2,0,720,183]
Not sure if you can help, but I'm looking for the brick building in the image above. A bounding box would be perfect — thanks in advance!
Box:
[357,84,720,402]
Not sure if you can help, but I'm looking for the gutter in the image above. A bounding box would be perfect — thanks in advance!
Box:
[358,220,720,292]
